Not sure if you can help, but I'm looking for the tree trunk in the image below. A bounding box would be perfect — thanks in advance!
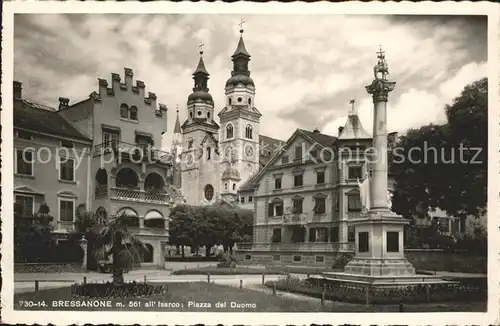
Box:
[112,235,125,286]
[205,245,212,257]
[181,245,185,258]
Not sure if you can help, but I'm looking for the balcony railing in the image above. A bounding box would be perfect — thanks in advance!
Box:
[282,213,308,225]
[236,242,355,252]
[110,187,171,205]
[93,141,174,165]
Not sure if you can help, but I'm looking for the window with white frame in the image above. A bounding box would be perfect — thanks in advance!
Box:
[15,195,34,217]
[245,124,253,139]
[348,165,363,180]
[313,196,326,214]
[59,199,75,222]
[59,158,75,181]
[16,148,34,176]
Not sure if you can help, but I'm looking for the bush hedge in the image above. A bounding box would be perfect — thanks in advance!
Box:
[71,281,168,298]
[266,275,486,304]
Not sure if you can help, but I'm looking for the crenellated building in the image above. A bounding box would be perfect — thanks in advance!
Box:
[14,68,179,268]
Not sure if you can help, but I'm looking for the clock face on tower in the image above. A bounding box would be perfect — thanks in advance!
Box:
[245,145,254,158]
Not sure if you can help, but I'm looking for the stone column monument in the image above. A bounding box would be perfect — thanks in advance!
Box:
[342,47,415,277]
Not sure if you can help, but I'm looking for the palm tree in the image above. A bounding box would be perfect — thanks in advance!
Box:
[94,211,148,286]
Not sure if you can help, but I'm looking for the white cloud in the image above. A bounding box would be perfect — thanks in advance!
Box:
[14,14,486,150]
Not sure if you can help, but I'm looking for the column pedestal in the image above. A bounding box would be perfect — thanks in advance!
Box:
[343,210,415,276]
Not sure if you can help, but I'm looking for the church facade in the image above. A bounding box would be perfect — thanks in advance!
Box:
[174,30,283,206]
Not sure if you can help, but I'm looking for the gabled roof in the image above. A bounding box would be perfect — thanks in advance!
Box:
[338,114,371,140]
[200,132,219,147]
[14,99,91,142]
[297,129,337,149]
[259,134,285,167]
[241,129,330,191]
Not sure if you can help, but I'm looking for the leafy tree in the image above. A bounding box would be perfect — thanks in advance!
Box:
[168,204,254,257]
[21,203,56,262]
[70,204,102,270]
[391,78,487,232]
[94,210,148,286]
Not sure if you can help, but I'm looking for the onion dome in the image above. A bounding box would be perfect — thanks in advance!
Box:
[222,166,241,181]
[188,54,213,103]
[226,30,254,87]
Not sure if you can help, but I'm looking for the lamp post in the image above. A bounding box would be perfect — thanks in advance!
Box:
[79,235,88,272]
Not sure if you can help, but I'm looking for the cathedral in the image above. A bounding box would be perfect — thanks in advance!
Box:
[171,28,283,206]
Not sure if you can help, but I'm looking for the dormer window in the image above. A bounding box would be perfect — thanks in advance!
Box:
[245,124,253,139]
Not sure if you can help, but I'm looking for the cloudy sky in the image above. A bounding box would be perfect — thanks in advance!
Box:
[14,14,487,149]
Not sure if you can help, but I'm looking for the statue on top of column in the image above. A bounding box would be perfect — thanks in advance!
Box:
[373,45,389,80]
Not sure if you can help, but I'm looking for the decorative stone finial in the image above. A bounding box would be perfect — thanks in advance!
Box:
[349,98,357,115]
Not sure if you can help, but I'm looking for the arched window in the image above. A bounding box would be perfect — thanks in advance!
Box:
[143,243,154,263]
[120,104,128,118]
[95,168,108,197]
[204,184,214,201]
[248,98,252,105]
[129,106,138,121]
[226,124,234,139]
[207,112,211,119]
[228,98,232,105]
[189,111,193,118]
[116,167,139,188]
[233,183,236,191]
[225,183,228,190]
[245,124,253,139]
[207,147,211,160]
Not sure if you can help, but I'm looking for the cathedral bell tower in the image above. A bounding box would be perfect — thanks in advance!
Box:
[218,21,262,193]
[181,46,220,205]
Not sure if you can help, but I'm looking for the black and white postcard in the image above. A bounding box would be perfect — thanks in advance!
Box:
[1,2,499,325]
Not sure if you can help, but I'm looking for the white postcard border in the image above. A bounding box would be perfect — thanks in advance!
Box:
[1,1,499,325]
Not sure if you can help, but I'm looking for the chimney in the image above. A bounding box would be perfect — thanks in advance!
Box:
[13,81,22,99]
[338,126,344,137]
[313,127,320,134]
[58,97,70,110]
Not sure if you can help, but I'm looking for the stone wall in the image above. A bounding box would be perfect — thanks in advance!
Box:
[236,248,486,273]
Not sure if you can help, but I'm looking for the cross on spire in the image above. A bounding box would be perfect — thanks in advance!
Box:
[239,18,246,33]
[176,104,179,113]
[198,41,205,55]
[377,45,385,60]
